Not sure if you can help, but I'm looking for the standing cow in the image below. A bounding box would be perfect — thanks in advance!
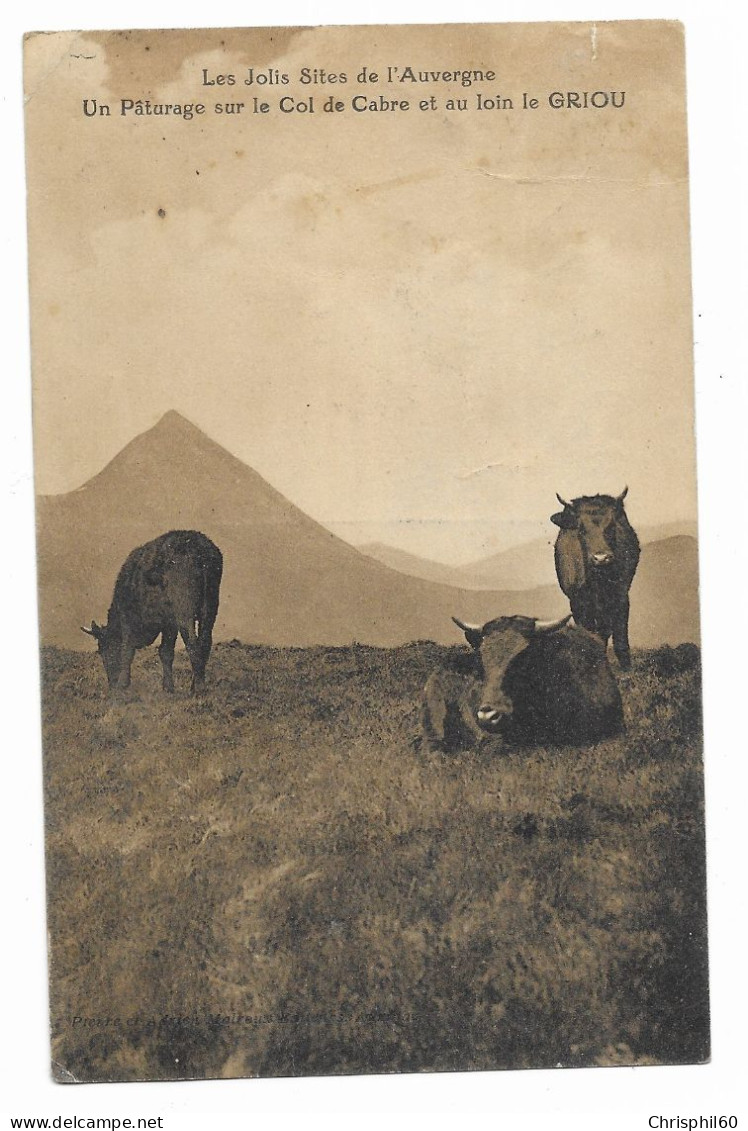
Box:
[82,530,223,695]
[551,489,640,670]
[422,613,623,752]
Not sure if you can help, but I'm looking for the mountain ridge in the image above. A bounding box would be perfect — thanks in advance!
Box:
[359,522,699,592]
[35,411,700,650]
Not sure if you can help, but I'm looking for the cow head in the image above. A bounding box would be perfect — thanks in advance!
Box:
[81,621,122,688]
[551,488,629,570]
[452,613,571,733]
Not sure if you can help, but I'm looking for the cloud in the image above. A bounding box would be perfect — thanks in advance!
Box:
[28,24,697,556]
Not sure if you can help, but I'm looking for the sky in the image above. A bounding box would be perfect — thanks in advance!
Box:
[25,21,698,563]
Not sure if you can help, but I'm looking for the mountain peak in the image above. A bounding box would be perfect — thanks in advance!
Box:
[88,408,224,475]
[151,409,205,435]
[57,407,330,540]
[37,409,701,648]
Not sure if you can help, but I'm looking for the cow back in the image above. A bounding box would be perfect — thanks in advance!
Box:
[502,626,622,742]
[109,530,222,643]
[612,510,640,588]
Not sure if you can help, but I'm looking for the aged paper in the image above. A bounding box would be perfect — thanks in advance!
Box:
[24,21,707,1082]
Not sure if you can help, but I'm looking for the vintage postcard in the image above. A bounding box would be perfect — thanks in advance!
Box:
[24,21,708,1082]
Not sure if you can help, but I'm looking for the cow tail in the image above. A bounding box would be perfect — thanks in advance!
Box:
[199,550,222,635]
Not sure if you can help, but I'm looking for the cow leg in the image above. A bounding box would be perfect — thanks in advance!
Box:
[180,620,206,695]
[572,592,611,646]
[196,619,214,677]
[570,592,593,631]
[612,595,632,670]
[159,626,178,693]
[588,585,613,645]
[114,641,136,693]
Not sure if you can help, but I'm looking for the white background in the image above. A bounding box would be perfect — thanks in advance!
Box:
[2,2,746,1128]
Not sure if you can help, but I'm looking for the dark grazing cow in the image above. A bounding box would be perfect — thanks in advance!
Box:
[551,488,640,670]
[82,530,223,695]
[421,613,623,752]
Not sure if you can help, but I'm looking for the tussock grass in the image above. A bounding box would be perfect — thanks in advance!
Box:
[40,641,708,1081]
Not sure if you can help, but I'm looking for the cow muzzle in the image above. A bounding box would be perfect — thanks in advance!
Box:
[477,702,512,732]
[591,552,614,567]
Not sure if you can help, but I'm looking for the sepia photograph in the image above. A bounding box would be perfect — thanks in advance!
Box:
[6,1,746,1123]
[23,19,709,1084]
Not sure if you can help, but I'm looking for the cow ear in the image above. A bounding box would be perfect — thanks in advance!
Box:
[81,621,103,640]
[551,509,576,529]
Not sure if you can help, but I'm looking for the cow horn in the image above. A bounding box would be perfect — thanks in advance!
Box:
[616,486,629,503]
[533,613,572,635]
[556,492,571,508]
[452,616,483,634]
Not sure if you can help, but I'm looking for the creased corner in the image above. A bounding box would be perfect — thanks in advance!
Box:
[51,1059,81,1084]
[23,32,91,107]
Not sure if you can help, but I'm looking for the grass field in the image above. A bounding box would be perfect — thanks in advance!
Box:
[40,639,708,1082]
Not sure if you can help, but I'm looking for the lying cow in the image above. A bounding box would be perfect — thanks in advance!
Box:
[82,530,223,695]
[422,613,623,752]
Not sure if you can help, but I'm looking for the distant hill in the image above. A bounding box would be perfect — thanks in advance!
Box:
[356,543,463,586]
[628,535,701,649]
[360,520,699,592]
[636,520,699,544]
[35,412,700,649]
[451,538,559,591]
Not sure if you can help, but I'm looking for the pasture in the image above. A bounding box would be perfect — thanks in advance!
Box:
[40,639,708,1081]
